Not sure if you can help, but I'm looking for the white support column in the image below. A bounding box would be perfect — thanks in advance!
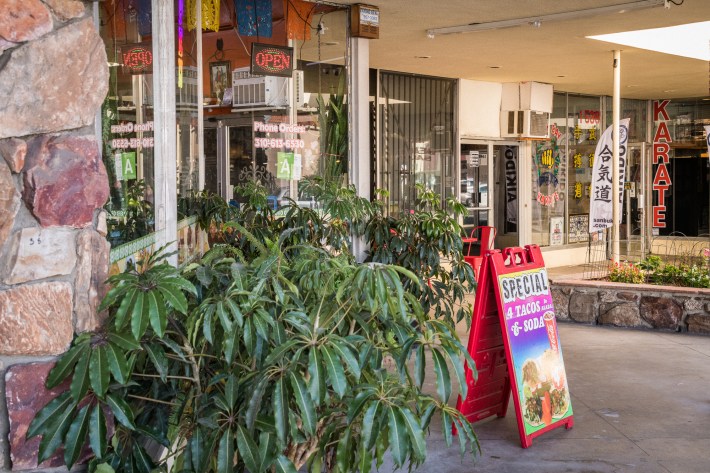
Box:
[197,0,205,191]
[153,0,178,265]
[612,50,621,263]
[350,36,371,262]
[518,141,533,246]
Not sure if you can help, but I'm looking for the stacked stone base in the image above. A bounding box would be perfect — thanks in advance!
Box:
[551,279,710,333]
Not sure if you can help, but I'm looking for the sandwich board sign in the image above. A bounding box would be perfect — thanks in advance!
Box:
[456,245,573,448]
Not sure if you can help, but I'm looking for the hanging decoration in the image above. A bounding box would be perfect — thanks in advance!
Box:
[202,0,221,32]
[186,0,197,31]
[286,0,315,40]
[236,0,272,37]
[136,0,152,37]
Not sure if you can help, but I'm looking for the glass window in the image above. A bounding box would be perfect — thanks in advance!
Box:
[378,72,456,215]
[604,98,647,143]
[100,0,156,248]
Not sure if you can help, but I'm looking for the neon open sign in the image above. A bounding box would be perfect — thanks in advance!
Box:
[122,43,153,74]
[250,43,294,77]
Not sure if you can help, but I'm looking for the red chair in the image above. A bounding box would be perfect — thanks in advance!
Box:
[463,226,497,280]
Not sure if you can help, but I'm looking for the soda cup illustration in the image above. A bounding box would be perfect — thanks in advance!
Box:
[543,311,558,352]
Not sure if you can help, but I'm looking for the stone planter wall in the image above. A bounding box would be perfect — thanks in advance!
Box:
[0,1,109,471]
[551,279,710,334]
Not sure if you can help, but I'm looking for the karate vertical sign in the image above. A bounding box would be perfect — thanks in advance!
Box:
[588,118,630,232]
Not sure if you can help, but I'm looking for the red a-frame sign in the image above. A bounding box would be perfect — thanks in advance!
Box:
[456,245,574,448]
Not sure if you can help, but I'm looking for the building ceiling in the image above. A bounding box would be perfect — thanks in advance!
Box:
[322,0,710,99]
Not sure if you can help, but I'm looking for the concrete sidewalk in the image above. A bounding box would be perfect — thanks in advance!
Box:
[382,324,710,473]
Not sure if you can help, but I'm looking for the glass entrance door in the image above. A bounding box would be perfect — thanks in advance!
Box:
[460,143,491,235]
[622,143,646,257]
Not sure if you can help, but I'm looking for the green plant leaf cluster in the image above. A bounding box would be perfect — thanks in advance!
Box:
[30,183,479,473]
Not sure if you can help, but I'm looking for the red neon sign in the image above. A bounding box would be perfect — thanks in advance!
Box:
[250,43,294,77]
[122,44,153,74]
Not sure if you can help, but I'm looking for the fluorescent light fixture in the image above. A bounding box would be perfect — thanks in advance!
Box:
[587,21,710,61]
[426,0,665,37]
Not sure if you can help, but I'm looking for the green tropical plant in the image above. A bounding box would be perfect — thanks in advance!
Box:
[317,78,348,183]
[29,188,480,472]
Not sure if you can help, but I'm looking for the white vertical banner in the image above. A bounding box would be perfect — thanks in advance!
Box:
[705,125,710,156]
[589,118,630,232]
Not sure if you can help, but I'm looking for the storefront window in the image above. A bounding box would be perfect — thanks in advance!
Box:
[202,2,350,207]
[651,99,710,236]
[378,73,456,215]
[100,0,157,249]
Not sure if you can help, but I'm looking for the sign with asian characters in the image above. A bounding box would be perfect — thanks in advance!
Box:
[250,43,294,77]
[588,118,630,232]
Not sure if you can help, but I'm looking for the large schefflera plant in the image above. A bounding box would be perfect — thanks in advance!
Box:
[29,235,478,472]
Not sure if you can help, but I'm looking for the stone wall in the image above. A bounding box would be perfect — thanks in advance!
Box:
[551,279,710,334]
[0,1,109,471]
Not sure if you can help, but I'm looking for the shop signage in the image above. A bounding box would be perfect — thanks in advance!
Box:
[276,152,302,180]
[578,109,600,124]
[253,121,306,150]
[535,139,561,207]
[550,217,563,246]
[504,146,517,225]
[468,150,480,167]
[114,152,137,181]
[456,245,573,448]
[705,125,710,155]
[110,121,155,150]
[568,214,589,243]
[588,118,629,232]
[652,100,672,228]
[121,43,153,74]
[250,43,294,77]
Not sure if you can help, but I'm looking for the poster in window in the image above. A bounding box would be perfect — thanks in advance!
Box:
[550,217,563,246]
[568,214,589,243]
[209,61,231,102]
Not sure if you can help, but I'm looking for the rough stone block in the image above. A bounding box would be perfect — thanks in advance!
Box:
[0,159,20,249]
[5,362,68,470]
[43,0,85,21]
[599,290,617,303]
[683,298,703,312]
[0,282,73,355]
[617,291,640,303]
[2,227,77,285]
[0,138,27,172]
[568,292,597,324]
[598,302,644,328]
[551,287,570,320]
[74,228,109,333]
[22,134,109,228]
[96,209,108,236]
[0,18,108,138]
[687,314,710,334]
[0,0,52,43]
[639,295,683,331]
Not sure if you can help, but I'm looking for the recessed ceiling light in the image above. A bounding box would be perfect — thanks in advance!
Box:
[556,75,565,78]
[415,55,431,59]
[663,89,676,93]
[627,84,639,88]
[488,65,501,69]
[324,41,339,46]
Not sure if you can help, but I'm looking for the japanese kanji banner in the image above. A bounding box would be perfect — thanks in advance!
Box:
[588,118,630,233]
[705,125,710,157]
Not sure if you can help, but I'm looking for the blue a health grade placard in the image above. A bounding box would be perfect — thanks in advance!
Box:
[490,246,574,446]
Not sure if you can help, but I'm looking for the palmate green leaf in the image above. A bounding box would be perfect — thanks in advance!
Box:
[225,374,239,410]
[130,291,147,340]
[321,345,346,398]
[37,397,77,463]
[308,347,326,404]
[236,425,260,473]
[246,377,268,429]
[27,391,73,439]
[440,342,468,400]
[146,289,167,337]
[264,339,298,366]
[106,393,136,430]
[387,406,409,467]
[113,286,137,332]
[335,426,352,472]
[223,325,240,365]
[46,343,89,388]
[329,338,361,380]
[217,429,234,473]
[89,346,110,398]
[398,407,426,462]
[431,348,452,403]
[441,410,453,447]
[105,342,129,384]
[361,401,381,451]
[274,454,298,473]
[258,431,276,471]
[70,349,91,401]
[273,375,289,446]
[289,372,315,436]
[144,343,168,382]
[189,426,205,472]
[157,284,188,315]
[132,444,154,473]
[347,390,373,423]
[107,332,141,351]
[414,344,426,388]
[89,404,107,459]
[64,403,91,469]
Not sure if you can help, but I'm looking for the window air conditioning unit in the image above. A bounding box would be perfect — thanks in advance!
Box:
[500,109,550,139]
[231,67,304,108]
